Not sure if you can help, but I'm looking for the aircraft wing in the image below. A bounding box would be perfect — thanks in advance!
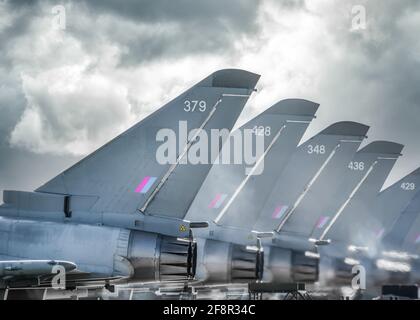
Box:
[35,69,259,220]
[185,99,319,242]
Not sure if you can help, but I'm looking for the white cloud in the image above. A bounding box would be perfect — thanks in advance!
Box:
[11,65,137,155]
[3,0,420,187]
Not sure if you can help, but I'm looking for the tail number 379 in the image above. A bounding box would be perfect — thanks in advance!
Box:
[184,100,207,112]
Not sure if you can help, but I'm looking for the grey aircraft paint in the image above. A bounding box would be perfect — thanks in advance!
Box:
[320,142,404,256]
[189,120,369,285]
[36,69,259,218]
[399,200,420,254]
[272,127,376,243]
[382,192,420,252]
[185,99,319,284]
[369,168,420,249]
[187,99,319,243]
[253,122,370,233]
[0,69,259,288]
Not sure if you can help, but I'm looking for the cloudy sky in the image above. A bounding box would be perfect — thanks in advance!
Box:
[1,0,420,202]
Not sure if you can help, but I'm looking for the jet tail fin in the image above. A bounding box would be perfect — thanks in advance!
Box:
[185,99,319,230]
[323,141,404,244]
[37,69,260,219]
[374,167,420,237]
[253,122,369,232]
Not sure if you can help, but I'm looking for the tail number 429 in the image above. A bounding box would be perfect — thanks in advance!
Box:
[401,182,416,191]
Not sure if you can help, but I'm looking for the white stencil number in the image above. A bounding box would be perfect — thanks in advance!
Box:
[307,144,326,154]
[401,182,416,191]
[252,126,271,136]
[348,161,365,171]
[184,100,206,112]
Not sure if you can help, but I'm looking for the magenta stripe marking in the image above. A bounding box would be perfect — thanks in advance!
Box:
[209,194,228,209]
[272,205,288,219]
[214,194,228,209]
[208,194,222,208]
[316,216,330,229]
[415,234,420,244]
[141,177,157,193]
[375,228,385,239]
[135,176,151,193]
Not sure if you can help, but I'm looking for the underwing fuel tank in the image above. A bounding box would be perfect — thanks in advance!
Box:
[265,246,319,283]
[0,217,196,284]
[196,238,264,284]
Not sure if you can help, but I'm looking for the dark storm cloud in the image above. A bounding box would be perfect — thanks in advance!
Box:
[1,0,420,203]
[0,74,26,143]
[0,0,262,202]
[0,146,81,197]
[78,0,259,26]
[70,0,262,65]
[5,0,262,64]
[273,0,306,10]
[0,1,46,145]
[302,0,420,182]
[0,3,39,68]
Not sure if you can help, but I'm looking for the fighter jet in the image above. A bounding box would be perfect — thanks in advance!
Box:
[251,122,370,283]
[378,183,420,285]
[185,98,320,285]
[382,191,420,252]
[0,69,259,299]
[358,168,420,287]
[394,197,420,281]
[369,168,420,252]
[312,142,404,289]
[187,119,370,286]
